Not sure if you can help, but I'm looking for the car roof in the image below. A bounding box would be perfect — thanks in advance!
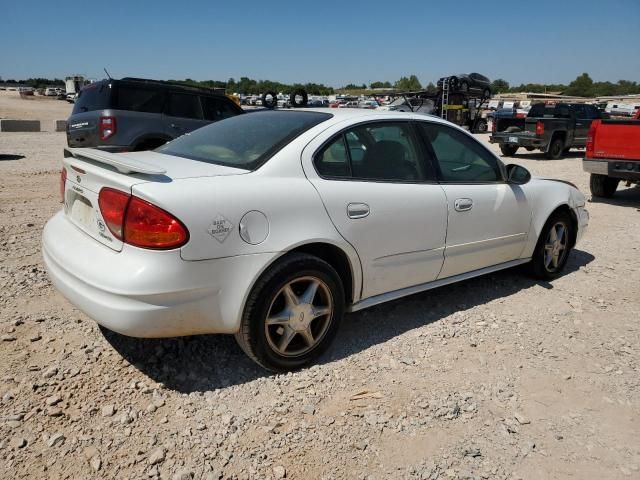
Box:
[294,107,451,124]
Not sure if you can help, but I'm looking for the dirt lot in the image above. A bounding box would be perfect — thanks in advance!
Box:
[0,91,72,131]
[1,97,639,480]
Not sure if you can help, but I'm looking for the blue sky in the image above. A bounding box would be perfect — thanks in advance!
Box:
[1,0,638,87]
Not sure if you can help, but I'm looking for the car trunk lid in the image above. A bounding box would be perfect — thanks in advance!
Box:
[62,148,247,251]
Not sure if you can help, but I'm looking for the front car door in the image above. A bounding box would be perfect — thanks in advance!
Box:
[417,122,532,279]
[302,120,448,299]
[572,104,591,147]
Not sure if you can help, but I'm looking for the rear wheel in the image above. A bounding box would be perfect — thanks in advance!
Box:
[459,81,469,92]
[546,137,564,159]
[482,88,491,99]
[474,119,488,133]
[589,174,619,198]
[529,211,573,280]
[500,144,519,156]
[235,253,344,371]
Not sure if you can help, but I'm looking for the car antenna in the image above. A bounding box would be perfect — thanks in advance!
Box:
[103,68,112,80]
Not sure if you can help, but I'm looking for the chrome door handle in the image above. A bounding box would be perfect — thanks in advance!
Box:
[454,198,473,212]
[347,203,370,219]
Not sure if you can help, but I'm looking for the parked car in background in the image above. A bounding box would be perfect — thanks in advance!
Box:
[583,109,640,197]
[490,103,606,159]
[45,88,58,96]
[438,73,491,98]
[66,77,243,152]
[45,109,588,371]
[605,101,640,117]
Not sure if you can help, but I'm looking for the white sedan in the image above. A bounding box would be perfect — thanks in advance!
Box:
[43,109,589,371]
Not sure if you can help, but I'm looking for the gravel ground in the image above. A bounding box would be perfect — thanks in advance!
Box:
[1,126,639,480]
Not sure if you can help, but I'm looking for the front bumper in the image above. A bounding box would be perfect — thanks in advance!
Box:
[583,158,640,181]
[42,211,276,337]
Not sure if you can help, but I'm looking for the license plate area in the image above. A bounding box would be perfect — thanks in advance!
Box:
[508,136,519,143]
[64,184,123,251]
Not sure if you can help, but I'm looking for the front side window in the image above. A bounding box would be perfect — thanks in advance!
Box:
[201,96,240,121]
[314,122,427,182]
[419,123,502,183]
[165,93,203,119]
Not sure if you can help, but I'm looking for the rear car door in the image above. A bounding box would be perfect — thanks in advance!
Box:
[573,105,590,146]
[418,122,532,279]
[164,92,208,137]
[303,120,448,299]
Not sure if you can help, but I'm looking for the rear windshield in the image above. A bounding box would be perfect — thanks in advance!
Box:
[156,110,332,170]
[72,82,112,114]
[527,103,555,118]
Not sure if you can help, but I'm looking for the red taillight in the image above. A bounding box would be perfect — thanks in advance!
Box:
[491,118,496,132]
[98,188,130,240]
[515,113,526,118]
[124,197,189,249]
[99,116,117,141]
[535,121,544,136]
[60,168,67,203]
[97,188,188,249]
[586,120,600,159]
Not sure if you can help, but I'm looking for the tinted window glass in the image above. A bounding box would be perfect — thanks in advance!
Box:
[72,82,111,114]
[115,85,165,113]
[315,136,350,177]
[527,103,555,117]
[346,123,424,181]
[201,96,240,121]
[420,123,502,182]
[166,93,203,119]
[157,111,332,170]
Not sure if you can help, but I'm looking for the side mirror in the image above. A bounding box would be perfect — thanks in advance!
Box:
[506,164,531,185]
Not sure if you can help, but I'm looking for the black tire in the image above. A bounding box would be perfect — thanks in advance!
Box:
[235,253,344,371]
[261,91,277,109]
[474,119,488,133]
[459,81,469,92]
[500,144,519,156]
[290,89,308,108]
[589,174,619,198]
[133,138,167,151]
[482,88,491,99]
[545,137,564,160]
[525,146,535,151]
[528,211,573,280]
[563,147,571,155]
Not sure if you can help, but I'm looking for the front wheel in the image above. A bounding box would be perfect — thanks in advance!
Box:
[474,119,488,133]
[589,174,619,198]
[500,144,519,156]
[528,212,573,280]
[235,253,344,371]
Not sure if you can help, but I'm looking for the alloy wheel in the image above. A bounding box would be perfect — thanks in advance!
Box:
[264,276,334,357]
[544,222,569,272]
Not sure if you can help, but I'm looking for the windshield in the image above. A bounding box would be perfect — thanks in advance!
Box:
[156,110,332,170]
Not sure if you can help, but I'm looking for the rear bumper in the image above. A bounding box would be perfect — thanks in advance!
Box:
[42,211,276,337]
[490,134,544,148]
[583,158,640,181]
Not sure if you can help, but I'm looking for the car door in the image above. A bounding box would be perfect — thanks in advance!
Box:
[163,92,208,138]
[417,122,532,279]
[572,105,590,146]
[303,120,448,299]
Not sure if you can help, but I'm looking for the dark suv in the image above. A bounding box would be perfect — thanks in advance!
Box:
[67,77,243,152]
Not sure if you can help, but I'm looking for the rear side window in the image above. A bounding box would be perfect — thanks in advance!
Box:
[165,93,203,119]
[114,86,165,113]
[315,122,428,182]
[157,111,332,170]
[201,96,240,121]
[72,82,111,114]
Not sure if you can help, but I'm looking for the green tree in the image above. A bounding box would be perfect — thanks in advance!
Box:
[370,81,392,89]
[424,82,437,93]
[395,75,422,91]
[491,79,509,93]
[564,73,594,97]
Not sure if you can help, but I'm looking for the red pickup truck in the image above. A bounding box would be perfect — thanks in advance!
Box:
[583,109,640,198]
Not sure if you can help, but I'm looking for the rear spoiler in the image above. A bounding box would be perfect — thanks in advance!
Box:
[64,148,167,175]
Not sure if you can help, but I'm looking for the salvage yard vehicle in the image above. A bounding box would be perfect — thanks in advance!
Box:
[490,103,606,159]
[583,109,640,198]
[67,77,243,152]
[43,109,589,371]
[437,73,491,98]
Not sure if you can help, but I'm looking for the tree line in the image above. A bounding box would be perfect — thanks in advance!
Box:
[2,73,638,97]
